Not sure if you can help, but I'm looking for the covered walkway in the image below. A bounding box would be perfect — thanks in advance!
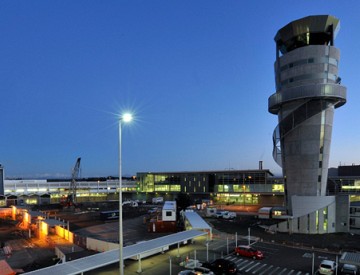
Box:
[183,211,212,240]
[340,252,360,266]
[24,229,207,275]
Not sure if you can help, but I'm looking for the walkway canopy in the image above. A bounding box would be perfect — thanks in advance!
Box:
[183,211,212,240]
[23,229,207,275]
[340,252,360,266]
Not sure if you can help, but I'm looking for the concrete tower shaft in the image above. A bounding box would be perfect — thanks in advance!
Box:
[268,15,346,213]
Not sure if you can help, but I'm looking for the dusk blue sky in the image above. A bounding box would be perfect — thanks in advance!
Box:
[1,1,359,178]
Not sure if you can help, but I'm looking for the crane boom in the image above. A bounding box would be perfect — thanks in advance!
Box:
[68,157,81,206]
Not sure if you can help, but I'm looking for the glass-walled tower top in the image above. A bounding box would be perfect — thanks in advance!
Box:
[275,15,340,55]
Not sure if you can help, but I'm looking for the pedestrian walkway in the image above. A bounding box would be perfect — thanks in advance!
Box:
[223,255,310,275]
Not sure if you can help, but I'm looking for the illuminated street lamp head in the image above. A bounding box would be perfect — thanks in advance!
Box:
[122,113,133,123]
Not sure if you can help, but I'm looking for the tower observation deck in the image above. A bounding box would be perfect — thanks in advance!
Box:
[268,15,346,214]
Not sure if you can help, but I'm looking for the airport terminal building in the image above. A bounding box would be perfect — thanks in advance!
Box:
[0,167,298,211]
[136,163,284,207]
[1,164,285,208]
[1,164,360,234]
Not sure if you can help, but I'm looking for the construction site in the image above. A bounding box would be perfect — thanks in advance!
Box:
[0,157,153,273]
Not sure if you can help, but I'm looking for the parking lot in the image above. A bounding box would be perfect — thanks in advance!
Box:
[2,207,360,273]
[79,212,356,274]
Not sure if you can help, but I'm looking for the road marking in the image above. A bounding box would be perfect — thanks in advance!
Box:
[252,263,267,273]
[238,261,254,271]
[259,264,273,275]
[237,259,249,267]
[295,272,302,275]
[287,270,295,275]
[278,268,288,274]
[245,262,261,272]
[233,257,242,263]
[268,266,281,275]
[234,258,247,265]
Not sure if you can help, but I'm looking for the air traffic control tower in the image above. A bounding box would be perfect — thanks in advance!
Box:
[268,15,347,232]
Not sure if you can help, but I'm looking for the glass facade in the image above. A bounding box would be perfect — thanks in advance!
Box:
[136,170,284,206]
[3,166,360,210]
[3,169,360,209]
[328,178,360,195]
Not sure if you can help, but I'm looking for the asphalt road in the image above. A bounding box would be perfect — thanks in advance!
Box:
[84,233,339,275]
[81,213,346,274]
[207,215,360,253]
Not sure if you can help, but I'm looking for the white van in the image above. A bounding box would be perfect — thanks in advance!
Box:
[223,211,236,219]
[122,200,138,207]
[205,207,217,217]
[152,197,164,204]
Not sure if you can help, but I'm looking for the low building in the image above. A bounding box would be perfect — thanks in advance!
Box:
[137,168,284,209]
[162,201,176,222]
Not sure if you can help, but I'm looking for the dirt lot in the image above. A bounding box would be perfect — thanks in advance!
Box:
[0,204,153,272]
[0,219,57,272]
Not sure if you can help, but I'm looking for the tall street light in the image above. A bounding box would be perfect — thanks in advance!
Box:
[119,112,132,275]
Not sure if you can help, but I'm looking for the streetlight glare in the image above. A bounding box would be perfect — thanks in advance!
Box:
[118,111,133,274]
[122,113,133,123]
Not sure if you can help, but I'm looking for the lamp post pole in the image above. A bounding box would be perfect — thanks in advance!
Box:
[118,113,132,275]
[118,118,124,275]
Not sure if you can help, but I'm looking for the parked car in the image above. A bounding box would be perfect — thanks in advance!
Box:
[341,264,358,275]
[234,245,264,259]
[152,197,164,204]
[318,260,337,275]
[215,211,227,218]
[202,258,237,275]
[223,211,236,220]
[215,211,236,219]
